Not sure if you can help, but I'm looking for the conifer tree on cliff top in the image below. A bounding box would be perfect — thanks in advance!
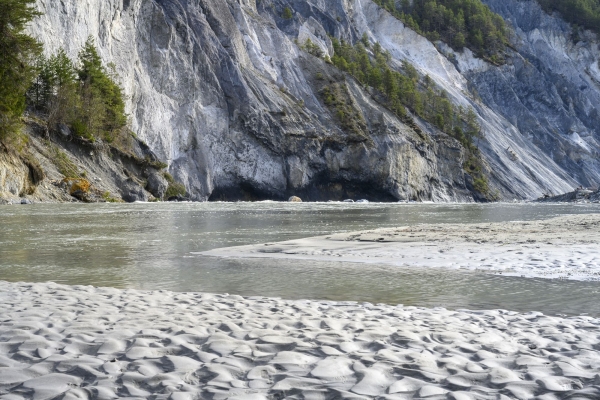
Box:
[0,0,41,145]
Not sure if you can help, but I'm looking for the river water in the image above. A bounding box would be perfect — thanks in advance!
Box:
[1,202,599,316]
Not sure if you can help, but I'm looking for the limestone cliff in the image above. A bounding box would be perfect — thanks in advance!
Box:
[21,0,599,202]
[478,0,600,189]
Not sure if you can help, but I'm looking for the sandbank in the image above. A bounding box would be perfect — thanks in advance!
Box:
[201,214,600,281]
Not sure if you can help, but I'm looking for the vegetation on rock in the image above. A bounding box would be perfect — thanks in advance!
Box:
[282,7,293,19]
[102,191,122,203]
[29,37,128,143]
[164,172,187,199]
[0,0,188,203]
[330,39,483,146]
[0,0,41,147]
[48,143,79,178]
[64,178,91,195]
[372,0,509,62]
[301,39,325,58]
[315,37,490,196]
[536,0,600,36]
[321,83,368,141]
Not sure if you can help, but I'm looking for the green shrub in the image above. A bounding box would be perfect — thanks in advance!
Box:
[320,84,368,139]
[102,191,121,203]
[464,154,490,196]
[282,7,293,19]
[301,39,324,58]
[162,172,186,198]
[71,119,94,141]
[165,182,186,199]
[163,172,174,183]
[473,176,489,194]
[50,145,79,178]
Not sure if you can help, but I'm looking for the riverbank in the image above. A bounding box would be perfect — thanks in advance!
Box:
[1,280,599,399]
[0,117,182,204]
[202,214,600,281]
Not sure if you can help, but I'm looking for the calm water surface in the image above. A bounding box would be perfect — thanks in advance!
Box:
[0,202,599,316]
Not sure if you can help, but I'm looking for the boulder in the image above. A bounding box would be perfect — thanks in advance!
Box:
[61,178,99,202]
[118,178,148,203]
[120,180,148,203]
[167,194,187,202]
[536,188,600,203]
[288,196,302,202]
[58,123,71,137]
[145,171,168,200]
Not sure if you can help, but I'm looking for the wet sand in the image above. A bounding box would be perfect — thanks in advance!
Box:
[202,214,600,281]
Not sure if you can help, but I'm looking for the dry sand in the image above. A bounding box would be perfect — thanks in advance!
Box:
[0,281,599,399]
[201,214,600,281]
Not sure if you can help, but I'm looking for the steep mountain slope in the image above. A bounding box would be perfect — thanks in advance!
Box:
[477,0,600,188]
[28,0,599,201]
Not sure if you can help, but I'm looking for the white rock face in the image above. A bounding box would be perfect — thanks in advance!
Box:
[28,0,599,200]
[351,0,581,198]
[477,0,600,188]
[0,152,33,200]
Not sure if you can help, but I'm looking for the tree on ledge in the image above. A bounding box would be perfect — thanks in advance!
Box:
[76,37,127,140]
[0,0,41,146]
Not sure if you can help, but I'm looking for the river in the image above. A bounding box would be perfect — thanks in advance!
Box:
[1,202,599,316]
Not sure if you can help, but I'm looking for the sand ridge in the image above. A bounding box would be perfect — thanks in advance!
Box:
[0,281,599,399]
[201,214,600,281]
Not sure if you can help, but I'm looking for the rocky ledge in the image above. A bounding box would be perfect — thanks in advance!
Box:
[0,116,185,204]
[535,188,600,203]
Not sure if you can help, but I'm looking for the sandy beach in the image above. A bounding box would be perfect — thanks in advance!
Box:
[201,214,600,281]
[0,281,599,399]
[2,214,600,399]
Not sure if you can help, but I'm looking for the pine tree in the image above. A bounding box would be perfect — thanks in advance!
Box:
[77,37,106,85]
[465,107,481,144]
[368,67,383,90]
[0,0,41,144]
[76,37,127,140]
[361,33,370,48]
[47,49,78,128]
[50,48,77,88]
[282,7,293,19]
[382,67,398,98]
[29,54,53,110]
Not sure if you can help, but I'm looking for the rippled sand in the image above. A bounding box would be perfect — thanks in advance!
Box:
[1,281,599,399]
[203,214,600,281]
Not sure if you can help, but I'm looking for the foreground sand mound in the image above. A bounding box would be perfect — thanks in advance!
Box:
[0,281,599,399]
[202,214,600,281]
